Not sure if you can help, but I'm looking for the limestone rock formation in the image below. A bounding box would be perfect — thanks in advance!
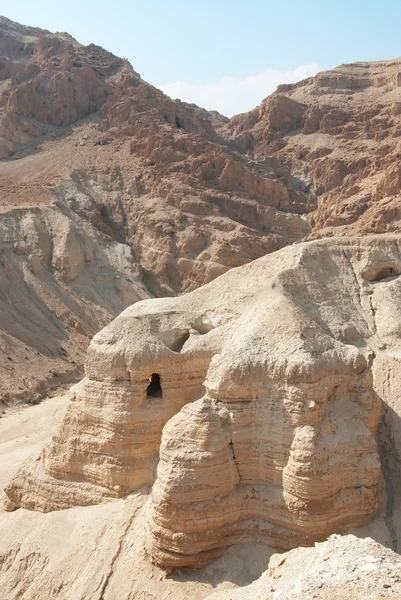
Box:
[5,13,401,598]
[8,235,401,568]
[224,59,401,238]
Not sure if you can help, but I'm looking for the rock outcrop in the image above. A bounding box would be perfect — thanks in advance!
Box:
[0,198,149,405]
[8,235,401,567]
[224,59,401,238]
[0,16,130,158]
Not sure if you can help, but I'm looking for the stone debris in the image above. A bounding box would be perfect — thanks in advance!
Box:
[206,535,401,599]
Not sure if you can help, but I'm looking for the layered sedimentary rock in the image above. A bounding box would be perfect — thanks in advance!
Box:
[224,59,401,238]
[8,235,401,566]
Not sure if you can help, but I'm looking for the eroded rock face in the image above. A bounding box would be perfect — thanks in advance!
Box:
[8,235,401,566]
[0,200,149,405]
[224,59,401,238]
[148,325,381,566]
[0,17,129,158]
[3,306,216,510]
[151,365,379,566]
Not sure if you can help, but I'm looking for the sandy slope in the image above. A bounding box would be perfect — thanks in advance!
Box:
[0,396,68,492]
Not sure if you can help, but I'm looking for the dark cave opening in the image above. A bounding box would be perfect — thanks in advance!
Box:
[175,116,184,129]
[371,267,398,281]
[147,373,162,398]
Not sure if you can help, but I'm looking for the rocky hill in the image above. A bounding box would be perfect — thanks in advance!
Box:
[3,18,401,405]
[0,16,313,404]
[2,235,401,597]
[4,13,401,600]
[224,59,401,237]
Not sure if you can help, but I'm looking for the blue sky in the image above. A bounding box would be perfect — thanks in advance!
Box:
[3,1,401,115]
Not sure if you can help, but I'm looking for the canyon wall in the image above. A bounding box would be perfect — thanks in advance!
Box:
[224,59,401,238]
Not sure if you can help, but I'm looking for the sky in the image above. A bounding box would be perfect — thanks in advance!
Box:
[3,0,401,116]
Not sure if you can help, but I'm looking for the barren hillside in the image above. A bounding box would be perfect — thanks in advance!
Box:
[225,59,401,236]
[3,18,401,404]
[0,16,313,403]
[3,19,401,593]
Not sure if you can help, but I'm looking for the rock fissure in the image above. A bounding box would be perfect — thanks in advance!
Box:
[228,438,241,484]
[96,506,140,600]
[378,402,398,551]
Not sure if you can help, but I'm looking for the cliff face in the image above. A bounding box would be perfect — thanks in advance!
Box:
[7,235,401,568]
[224,59,401,237]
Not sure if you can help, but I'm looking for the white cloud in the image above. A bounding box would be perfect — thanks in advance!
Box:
[158,63,321,118]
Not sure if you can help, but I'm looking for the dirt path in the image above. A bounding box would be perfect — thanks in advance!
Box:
[0,395,68,493]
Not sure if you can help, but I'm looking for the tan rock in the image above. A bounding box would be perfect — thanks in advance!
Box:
[0,203,149,405]
[7,235,401,569]
[206,534,401,600]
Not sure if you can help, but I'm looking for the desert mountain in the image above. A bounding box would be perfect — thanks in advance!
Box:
[3,17,401,596]
[3,18,401,405]
[0,16,313,404]
[224,59,401,236]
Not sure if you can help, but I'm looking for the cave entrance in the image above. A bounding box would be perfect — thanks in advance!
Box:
[175,116,184,129]
[147,373,162,398]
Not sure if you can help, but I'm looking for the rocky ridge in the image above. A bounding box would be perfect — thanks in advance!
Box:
[0,16,314,403]
[224,59,401,237]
